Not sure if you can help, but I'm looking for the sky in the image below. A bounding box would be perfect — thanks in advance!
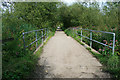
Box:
[61,0,77,5]
[61,0,119,5]
[61,0,107,9]
[61,0,106,6]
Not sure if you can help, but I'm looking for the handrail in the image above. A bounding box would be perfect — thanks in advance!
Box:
[22,28,49,50]
[24,29,44,34]
[79,28,114,34]
[76,28,115,55]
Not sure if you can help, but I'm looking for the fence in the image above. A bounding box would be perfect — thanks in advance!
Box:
[75,28,115,55]
[22,28,49,50]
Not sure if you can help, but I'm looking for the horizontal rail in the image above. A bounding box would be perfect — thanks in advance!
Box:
[26,40,37,48]
[43,33,46,36]
[37,36,42,41]
[78,28,114,34]
[92,39,113,48]
[78,34,113,49]
[25,36,44,48]
[24,29,44,34]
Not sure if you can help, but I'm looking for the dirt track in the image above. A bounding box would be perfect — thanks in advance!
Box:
[36,31,110,78]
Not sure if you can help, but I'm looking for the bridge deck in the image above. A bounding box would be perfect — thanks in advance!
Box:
[34,31,110,78]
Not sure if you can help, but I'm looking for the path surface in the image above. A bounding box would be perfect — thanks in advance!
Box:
[35,31,110,78]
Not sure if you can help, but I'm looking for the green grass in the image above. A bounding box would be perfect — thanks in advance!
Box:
[86,47,91,51]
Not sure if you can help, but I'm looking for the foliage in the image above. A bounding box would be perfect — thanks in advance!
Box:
[2,52,38,79]
[59,2,120,54]
[2,1,120,79]
[58,2,119,30]
[2,2,58,79]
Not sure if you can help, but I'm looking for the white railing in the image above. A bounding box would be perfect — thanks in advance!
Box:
[74,28,115,55]
[22,28,49,50]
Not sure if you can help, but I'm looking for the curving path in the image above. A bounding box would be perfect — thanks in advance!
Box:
[36,31,110,78]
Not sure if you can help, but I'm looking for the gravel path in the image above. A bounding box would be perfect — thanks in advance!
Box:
[35,31,110,78]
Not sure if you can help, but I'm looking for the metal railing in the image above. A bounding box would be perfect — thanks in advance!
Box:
[22,28,49,50]
[75,28,115,55]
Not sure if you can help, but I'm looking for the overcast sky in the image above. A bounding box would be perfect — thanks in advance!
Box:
[61,0,119,5]
[61,0,77,5]
[61,0,106,6]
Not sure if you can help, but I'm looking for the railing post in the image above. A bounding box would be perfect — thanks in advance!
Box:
[35,31,37,49]
[112,33,115,55]
[76,29,77,37]
[44,28,46,39]
[42,30,43,44]
[49,29,50,34]
[47,28,48,38]
[73,28,74,37]
[81,28,82,42]
[90,31,92,48]
[22,32,26,49]
[45,28,46,39]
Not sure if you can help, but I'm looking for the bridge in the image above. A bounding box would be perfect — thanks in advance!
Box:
[30,30,111,78]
